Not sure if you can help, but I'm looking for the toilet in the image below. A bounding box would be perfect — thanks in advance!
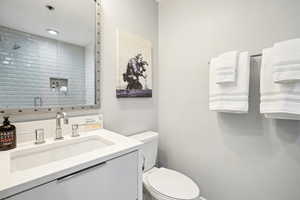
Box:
[130,131,206,200]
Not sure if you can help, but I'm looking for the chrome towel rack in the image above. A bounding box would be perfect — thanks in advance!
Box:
[208,53,262,65]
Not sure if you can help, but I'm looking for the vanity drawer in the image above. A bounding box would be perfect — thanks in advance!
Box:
[6,151,138,200]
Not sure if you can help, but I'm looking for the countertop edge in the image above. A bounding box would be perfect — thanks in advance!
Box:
[0,130,142,199]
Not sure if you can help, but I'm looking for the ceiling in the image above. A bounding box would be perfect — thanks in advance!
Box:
[0,0,95,46]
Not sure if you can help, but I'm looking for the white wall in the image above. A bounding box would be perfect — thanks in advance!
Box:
[158,0,300,200]
[100,0,158,135]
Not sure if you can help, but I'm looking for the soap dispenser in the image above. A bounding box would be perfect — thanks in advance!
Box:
[0,116,16,151]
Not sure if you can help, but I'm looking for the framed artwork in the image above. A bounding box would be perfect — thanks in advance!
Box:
[116,30,152,98]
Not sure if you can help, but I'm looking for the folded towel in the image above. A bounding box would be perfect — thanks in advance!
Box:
[215,51,239,84]
[260,48,300,119]
[209,52,250,113]
[272,39,300,83]
[265,114,300,120]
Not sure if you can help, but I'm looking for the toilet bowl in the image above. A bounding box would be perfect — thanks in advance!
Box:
[143,167,201,200]
[130,132,206,200]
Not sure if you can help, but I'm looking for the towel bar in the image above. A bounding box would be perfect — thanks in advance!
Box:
[208,53,262,65]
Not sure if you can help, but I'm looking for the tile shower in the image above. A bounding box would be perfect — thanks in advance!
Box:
[0,26,94,108]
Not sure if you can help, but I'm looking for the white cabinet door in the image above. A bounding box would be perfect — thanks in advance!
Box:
[7,151,138,200]
[6,181,58,200]
[56,151,138,200]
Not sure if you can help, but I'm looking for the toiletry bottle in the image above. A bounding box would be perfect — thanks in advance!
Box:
[0,116,16,151]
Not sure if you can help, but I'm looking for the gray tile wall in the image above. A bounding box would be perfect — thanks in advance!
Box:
[85,42,95,105]
[0,26,86,109]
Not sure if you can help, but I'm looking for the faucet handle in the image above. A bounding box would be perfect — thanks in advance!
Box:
[71,124,80,137]
[35,129,45,144]
[64,118,69,125]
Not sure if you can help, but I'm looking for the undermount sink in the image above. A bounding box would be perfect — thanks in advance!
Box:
[10,135,114,172]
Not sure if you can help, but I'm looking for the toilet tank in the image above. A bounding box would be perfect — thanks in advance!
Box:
[130,131,158,171]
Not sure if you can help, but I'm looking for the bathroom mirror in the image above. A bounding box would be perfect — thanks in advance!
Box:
[0,0,101,115]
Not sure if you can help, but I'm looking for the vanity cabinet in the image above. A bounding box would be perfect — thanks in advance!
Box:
[7,152,138,200]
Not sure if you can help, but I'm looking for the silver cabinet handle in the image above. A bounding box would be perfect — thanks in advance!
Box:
[71,124,80,137]
[57,161,107,183]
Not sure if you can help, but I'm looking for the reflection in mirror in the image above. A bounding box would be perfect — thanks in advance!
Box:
[0,0,96,110]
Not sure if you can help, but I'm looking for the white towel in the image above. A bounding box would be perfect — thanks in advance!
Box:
[272,39,300,83]
[265,114,300,120]
[260,48,300,119]
[215,51,239,84]
[209,52,250,113]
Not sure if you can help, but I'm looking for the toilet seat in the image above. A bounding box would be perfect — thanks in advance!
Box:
[144,168,200,200]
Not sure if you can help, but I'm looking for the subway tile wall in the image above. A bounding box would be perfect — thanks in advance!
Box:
[85,42,96,105]
[0,26,90,109]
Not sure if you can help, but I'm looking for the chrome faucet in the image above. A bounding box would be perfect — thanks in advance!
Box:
[55,112,69,140]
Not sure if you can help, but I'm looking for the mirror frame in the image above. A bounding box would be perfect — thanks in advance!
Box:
[0,0,102,115]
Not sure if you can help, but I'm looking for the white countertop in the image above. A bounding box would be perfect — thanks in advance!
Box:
[0,129,142,199]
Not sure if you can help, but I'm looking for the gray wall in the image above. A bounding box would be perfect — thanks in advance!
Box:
[100,0,158,135]
[158,0,300,200]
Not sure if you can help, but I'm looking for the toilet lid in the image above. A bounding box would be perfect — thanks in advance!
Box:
[147,168,199,200]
